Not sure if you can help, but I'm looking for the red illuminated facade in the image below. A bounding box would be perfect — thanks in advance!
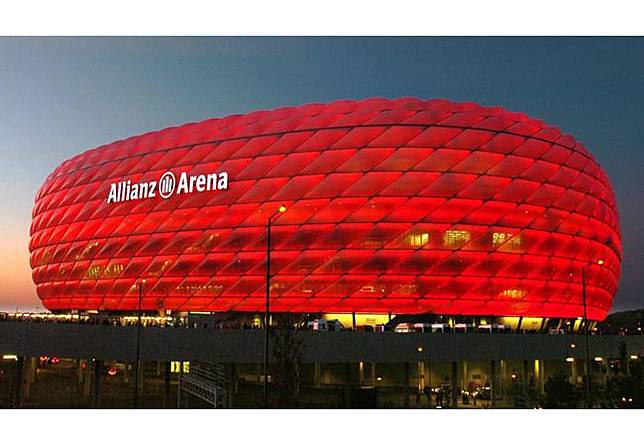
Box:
[29,98,621,320]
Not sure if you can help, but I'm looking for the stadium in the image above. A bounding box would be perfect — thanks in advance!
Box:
[28,97,622,327]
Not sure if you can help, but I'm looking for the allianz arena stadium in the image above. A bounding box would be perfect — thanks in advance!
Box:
[29,98,622,321]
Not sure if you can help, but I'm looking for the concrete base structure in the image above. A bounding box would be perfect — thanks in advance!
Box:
[1,355,642,408]
[0,321,642,408]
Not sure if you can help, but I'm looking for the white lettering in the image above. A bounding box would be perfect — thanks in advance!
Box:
[138,182,148,198]
[131,183,139,200]
[177,172,189,194]
[217,172,228,190]
[206,173,217,190]
[107,170,229,203]
[107,183,117,203]
[195,175,206,192]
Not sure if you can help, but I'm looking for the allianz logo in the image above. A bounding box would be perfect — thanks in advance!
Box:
[107,170,229,203]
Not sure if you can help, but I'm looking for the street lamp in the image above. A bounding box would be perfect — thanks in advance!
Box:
[580,259,604,408]
[264,204,286,408]
[134,278,146,409]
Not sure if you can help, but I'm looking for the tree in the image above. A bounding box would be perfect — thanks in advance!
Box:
[544,371,579,408]
[618,341,628,375]
[270,327,304,408]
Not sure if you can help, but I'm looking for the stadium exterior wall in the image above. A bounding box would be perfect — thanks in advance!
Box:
[29,98,622,320]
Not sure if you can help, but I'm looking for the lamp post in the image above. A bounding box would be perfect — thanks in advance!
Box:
[264,204,286,408]
[134,279,146,409]
[580,259,604,409]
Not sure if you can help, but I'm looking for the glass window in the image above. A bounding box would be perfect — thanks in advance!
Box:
[443,230,471,247]
[405,233,430,248]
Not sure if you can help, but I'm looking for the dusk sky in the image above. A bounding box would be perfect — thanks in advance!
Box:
[0,37,642,312]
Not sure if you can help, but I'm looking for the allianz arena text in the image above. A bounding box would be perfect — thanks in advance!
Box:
[29,98,622,320]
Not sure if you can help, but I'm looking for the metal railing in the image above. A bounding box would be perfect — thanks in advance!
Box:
[178,361,225,408]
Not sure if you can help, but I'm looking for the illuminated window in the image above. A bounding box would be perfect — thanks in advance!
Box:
[500,289,526,299]
[398,283,417,295]
[170,361,190,373]
[360,285,376,293]
[492,232,522,249]
[102,263,124,278]
[270,282,288,291]
[146,259,172,277]
[78,241,100,260]
[405,233,430,248]
[443,230,470,247]
[85,265,103,279]
[360,239,385,248]
[186,233,221,253]
[203,284,224,295]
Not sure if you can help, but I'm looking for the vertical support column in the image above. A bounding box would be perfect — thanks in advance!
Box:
[177,362,183,409]
[490,360,496,408]
[22,358,36,402]
[533,359,539,385]
[343,363,352,409]
[83,361,91,402]
[571,358,578,385]
[370,362,376,386]
[538,359,545,396]
[462,361,468,391]
[93,359,102,409]
[352,313,356,331]
[601,358,608,389]
[451,362,458,408]
[426,360,433,408]
[256,362,261,386]
[163,361,171,409]
[77,359,84,404]
[403,362,410,408]
[14,356,25,408]
[417,362,425,392]
[359,361,365,387]
[226,363,237,409]
[499,360,507,399]
[522,360,529,397]
[136,361,144,405]
[77,359,84,384]
[313,363,321,388]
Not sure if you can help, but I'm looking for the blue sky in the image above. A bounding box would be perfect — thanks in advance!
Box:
[0,37,642,311]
